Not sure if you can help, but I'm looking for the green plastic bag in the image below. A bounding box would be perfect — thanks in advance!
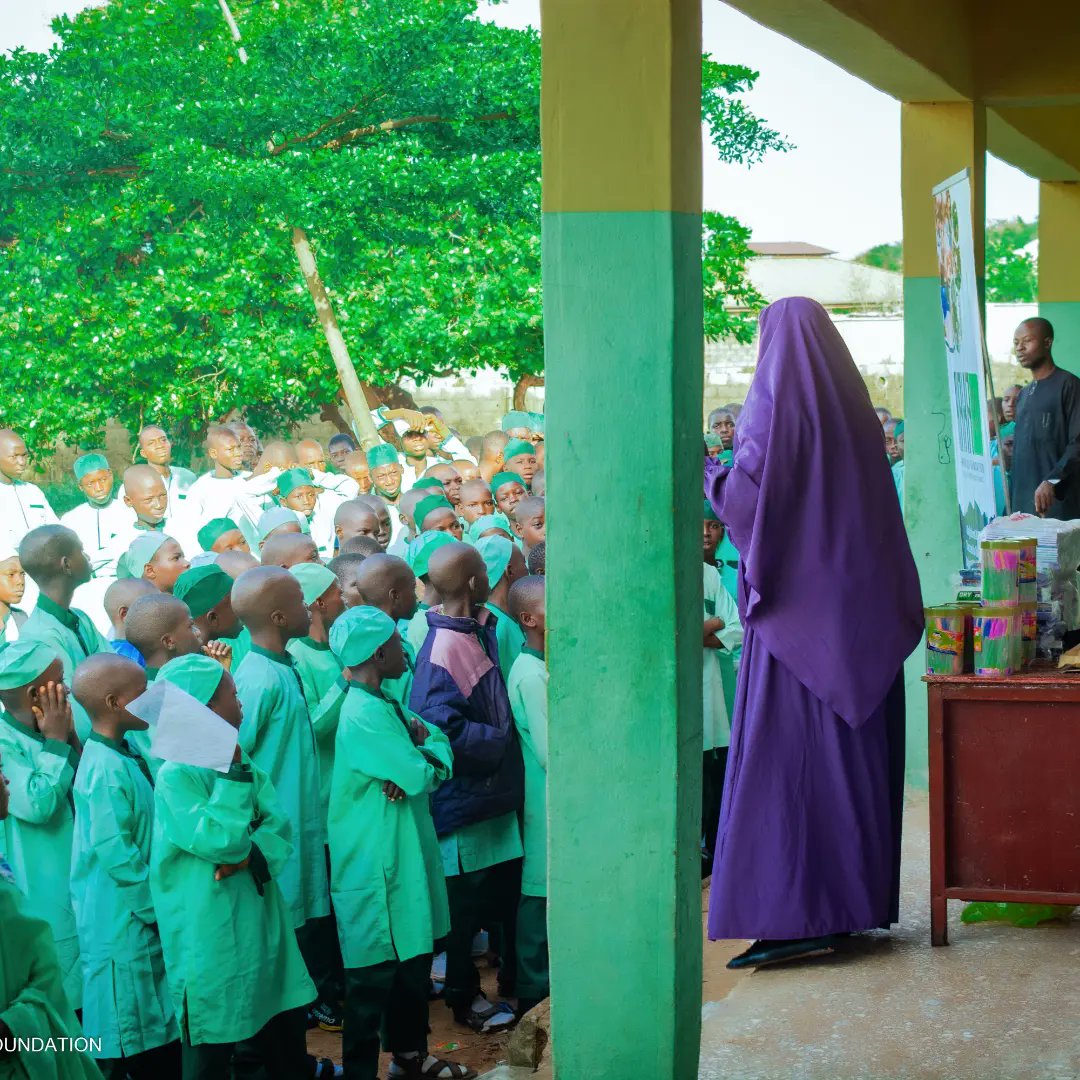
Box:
[960,902,1076,928]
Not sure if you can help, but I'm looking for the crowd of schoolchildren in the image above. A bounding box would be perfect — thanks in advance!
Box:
[0,402,744,1080]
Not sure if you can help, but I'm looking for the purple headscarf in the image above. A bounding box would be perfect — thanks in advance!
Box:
[705,297,923,726]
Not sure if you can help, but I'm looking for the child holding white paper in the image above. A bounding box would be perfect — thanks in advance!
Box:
[150,654,316,1079]
[70,653,181,1078]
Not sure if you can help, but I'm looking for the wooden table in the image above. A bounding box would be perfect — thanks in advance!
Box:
[926,671,1080,945]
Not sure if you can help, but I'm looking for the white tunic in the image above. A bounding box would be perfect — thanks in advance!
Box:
[703,562,744,752]
[0,480,58,550]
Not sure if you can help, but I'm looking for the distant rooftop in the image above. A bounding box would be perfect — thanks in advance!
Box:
[748,242,836,257]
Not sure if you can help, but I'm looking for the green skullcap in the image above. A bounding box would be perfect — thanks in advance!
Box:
[290,562,339,606]
[366,443,400,469]
[893,419,905,437]
[703,498,720,523]
[174,564,232,618]
[999,421,1015,438]
[329,605,397,667]
[412,477,445,492]
[503,438,534,462]
[73,452,110,481]
[406,530,457,578]
[277,467,318,499]
[415,495,454,530]
[476,535,513,588]
[257,507,307,543]
[0,640,58,691]
[158,653,226,706]
[704,433,725,450]
[490,471,524,495]
[466,513,514,545]
[527,412,545,434]
[118,533,169,579]
[501,410,531,433]
[197,517,240,552]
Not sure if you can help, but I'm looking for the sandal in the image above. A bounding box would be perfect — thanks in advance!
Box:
[389,1055,477,1079]
[452,996,516,1034]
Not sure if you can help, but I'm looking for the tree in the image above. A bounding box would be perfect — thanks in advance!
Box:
[0,0,786,450]
[854,241,902,274]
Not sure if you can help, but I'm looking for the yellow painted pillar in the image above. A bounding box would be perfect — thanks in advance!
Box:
[900,102,986,784]
[541,1,704,1076]
[1039,181,1080,369]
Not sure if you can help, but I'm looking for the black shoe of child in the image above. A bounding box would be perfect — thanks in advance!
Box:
[310,999,344,1032]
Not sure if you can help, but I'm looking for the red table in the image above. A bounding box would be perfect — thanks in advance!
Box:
[926,671,1080,945]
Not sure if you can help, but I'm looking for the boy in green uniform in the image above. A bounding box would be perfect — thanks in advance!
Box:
[367,444,405,506]
[475,536,527,682]
[19,525,111,742]
[490,473,527,518]
[151,654,315,1078]
[357,496,395,550]
[261,532,321,570]
[70,654,181,1079]
[505,575,549,1015]
[104,578,157,667]
[119,534,190,594]
[402,533,456,656]
[464,515,514,546]
[0,641,82,1009]
[509,497,545,558]
[414,496,463,541]
[231,568,330,964]
[457,481,494,527]
[329,552,369,611]
[173,564,248,667]
[327,607,472,1080]
[354,555,419,710]
[500,441,538,492]
[287,562,349,1031]
[334,501,384,553]
[196,518,250,556]
[0,755,101,1080]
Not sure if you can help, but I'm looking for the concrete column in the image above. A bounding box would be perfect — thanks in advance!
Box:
[1039,181,1080,368]
[540,1,704,1076]
[900,102,987,785]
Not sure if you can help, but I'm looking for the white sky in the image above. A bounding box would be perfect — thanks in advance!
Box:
[5,0,1039,258]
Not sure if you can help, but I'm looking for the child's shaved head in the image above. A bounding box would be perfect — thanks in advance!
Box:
[124,593,201,664]
[72,653,147,719]
[512,495,544,525]
[427,542,489,606]
[339,534,383,558]
[508,573,545,623]
[260,532,320,569]
[354,554,417,620]
[231,566,310,637]
[216,550,258,579]
[19,525,85,586]
[104,578,157,627]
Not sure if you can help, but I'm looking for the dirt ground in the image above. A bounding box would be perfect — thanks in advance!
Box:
[307,887,749,1077]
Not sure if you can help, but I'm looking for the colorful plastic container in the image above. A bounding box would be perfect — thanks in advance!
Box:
[980,539,1023,606]
[1016,537,1037,604]
[1019,601,1037,666]
[925,606,969,675]
[972,606,1018,676]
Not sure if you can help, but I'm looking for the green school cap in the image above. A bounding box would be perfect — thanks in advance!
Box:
[73,452,110,481]
[704,433,725,450]
[476,535,513,588]
[490,471,524,495]
[118,533,169,579]
[502,438,534,462]
[174,564,232,618]
[703,499,720,522]
[415,495,454,531]
[501,410,531,433]
[158,653,226,706]
[197,517,241,552]
[999,421,1015,438]
[0,640,59,690]
[277,468,318,499]
[527,412,545,434]
[290,562,339,607]
[329,605,397,667]
[465,513,514,545]
[412,477,445,492]
[366,443,400,469]
[406,530,457,578]
[256,507,307,543]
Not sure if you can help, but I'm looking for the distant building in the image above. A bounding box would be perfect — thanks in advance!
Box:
[733,241,902,312]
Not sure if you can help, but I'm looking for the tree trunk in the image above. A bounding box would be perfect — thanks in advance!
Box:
[291,226,382,451]
[513,374,544,412]
[367,382,420,411]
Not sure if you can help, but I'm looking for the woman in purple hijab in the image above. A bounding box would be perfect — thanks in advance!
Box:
[705,296,923,969]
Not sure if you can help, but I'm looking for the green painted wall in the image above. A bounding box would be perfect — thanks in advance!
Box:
[544,209,703,1079]
[902,275,963,785]
[1040,302,1080,373]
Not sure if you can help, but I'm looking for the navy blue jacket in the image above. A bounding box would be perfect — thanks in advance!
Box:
[409,607,524,837]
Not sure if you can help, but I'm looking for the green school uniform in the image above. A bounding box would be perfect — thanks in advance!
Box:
[485,602,525,683]
[20,596,112,742]
[440,812,523,879]
[405,605,430,657]
[506,649,548,898]
[226,625,253,669]
[0,712,80,1009]
[70,734,178,1059]
[234,646,329,928]
[702,563,743,752]
[0,873,101,1080]
[381,637,415,713]
[150,753,316,1046]
[286,636,345,826]
[715,534,740,604]
[328,684,452,968]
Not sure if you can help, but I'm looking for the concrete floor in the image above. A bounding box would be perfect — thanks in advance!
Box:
[699,794,1080,1080]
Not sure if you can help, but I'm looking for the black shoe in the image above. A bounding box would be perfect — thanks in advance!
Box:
[726,936,840,970]
[309,999,343,1032]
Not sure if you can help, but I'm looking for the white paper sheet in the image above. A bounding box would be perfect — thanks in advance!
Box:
[127,679,238,773]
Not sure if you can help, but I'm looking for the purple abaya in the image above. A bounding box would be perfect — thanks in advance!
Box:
[705,297,923,940]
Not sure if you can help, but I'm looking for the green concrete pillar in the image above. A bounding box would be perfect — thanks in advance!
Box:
[540,1,704,1076]
[1039,181,1080,370]
[900,102,987,785]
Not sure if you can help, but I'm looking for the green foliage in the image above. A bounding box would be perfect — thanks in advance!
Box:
[1,0,785,450]
[854,242,903,274]
[985,216,1037,303]
[703,212,765,343]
